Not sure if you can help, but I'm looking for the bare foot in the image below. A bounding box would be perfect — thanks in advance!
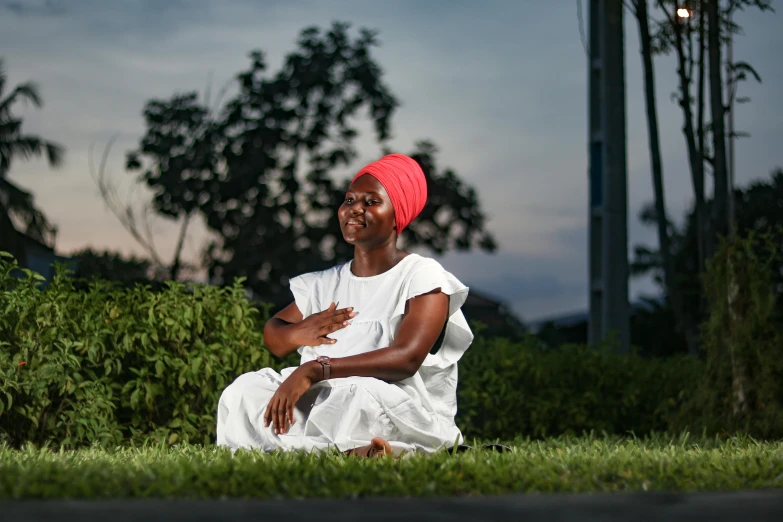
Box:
[345,437,393,458]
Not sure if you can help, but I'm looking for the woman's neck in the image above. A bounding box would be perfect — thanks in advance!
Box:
[351,242,409,277]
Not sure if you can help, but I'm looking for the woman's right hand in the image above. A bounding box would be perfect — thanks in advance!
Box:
[289,302,355,347]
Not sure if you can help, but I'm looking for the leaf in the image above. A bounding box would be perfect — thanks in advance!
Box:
[130,388,140,410]
[191,356,202,375]
[731,60,762,84]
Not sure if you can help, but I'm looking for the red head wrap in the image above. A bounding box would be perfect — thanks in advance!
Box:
[351,153,428,233]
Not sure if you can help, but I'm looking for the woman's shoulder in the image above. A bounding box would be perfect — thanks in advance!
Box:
[289,263,347,287]
[401,254,466,288]
[403,254,448,275]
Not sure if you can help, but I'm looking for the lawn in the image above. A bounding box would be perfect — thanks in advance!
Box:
[2,433,782,499]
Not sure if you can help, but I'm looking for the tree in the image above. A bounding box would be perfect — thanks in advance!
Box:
[706,0,730,241]
[624,0,773,353]
[70,247,153,284]
[0,58,64,266]
[650,0,711,269]
[124,91,222,281]
[627,0,692,353]
[128,23,496,302]
[632,167,783,346]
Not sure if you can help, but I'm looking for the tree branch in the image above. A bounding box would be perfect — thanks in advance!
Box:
[89,137,165,268]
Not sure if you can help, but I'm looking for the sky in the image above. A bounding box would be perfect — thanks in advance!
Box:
[1,0,781,323]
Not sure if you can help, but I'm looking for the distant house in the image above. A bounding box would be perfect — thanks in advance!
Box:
[527,297,665,334]
[525,297,676,352]
[461,288,526,338]
[7,233,74,282]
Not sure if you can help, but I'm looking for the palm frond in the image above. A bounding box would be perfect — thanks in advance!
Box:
[0,176,34,203]
[45,141,64,167]
[0,135,64,168]
[0,58,6,98]
[0,117,23,139]
[0,203,29,265]
[0,82,43,114]
[0,177,56,246]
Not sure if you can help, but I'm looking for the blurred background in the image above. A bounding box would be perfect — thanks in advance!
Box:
[1,0,781,356]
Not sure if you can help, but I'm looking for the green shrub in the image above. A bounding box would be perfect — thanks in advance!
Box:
[0,252,273,449]
[670,230,783,438]
[455,335,702,441]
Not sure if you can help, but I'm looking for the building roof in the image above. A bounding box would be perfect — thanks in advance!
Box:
[527,296,665,332]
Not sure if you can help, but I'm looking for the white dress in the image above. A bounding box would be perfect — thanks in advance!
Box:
[215,254,474,456]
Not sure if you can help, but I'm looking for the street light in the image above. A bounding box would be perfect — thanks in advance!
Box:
[676,7,691,18]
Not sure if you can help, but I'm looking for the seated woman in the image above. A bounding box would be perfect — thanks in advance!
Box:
[216,153,473,457]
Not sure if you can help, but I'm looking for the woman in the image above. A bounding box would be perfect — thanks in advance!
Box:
[216,153,473,457]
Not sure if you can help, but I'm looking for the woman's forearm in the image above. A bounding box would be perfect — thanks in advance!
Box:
[297,292,447,383]
[263,318,302,358]
[302,346,423,384]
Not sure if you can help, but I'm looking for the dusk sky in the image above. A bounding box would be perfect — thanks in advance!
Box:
[2,0,781,323]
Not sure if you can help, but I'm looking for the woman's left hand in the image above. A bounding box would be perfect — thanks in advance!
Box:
[264,363,320,435]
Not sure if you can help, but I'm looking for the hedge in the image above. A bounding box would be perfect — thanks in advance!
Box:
[0,251,753,449]
[456,335,701,440]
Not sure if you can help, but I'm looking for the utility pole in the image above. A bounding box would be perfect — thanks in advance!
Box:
[727,7,735,233]
[588,0,630,353]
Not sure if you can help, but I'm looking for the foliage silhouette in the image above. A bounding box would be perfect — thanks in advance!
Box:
[632,167,783,344]
[127,23,496,301]
[0,58,64,266]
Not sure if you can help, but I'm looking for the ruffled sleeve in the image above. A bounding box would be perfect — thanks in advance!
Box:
[289,274,313,319]
[390,258,474,369]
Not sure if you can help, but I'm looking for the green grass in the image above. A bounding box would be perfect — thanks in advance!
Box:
[2,433,782,499]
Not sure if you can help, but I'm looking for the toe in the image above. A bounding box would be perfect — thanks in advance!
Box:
[370,437,392,457]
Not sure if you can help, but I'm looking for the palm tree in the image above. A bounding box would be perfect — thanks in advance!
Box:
[0,58,64,266]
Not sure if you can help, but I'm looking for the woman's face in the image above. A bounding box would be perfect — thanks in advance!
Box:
[339,174,396,246]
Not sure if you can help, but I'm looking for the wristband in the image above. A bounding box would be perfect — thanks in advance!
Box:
[316,356,331,380]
